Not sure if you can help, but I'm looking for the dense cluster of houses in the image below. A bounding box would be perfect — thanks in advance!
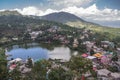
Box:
[5,26,120,80]
[7,40,120,80]
[27,26,70,44]
[81,40,120,80]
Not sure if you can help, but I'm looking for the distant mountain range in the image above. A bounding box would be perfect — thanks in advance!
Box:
[41,12,85,23]
[41,12,100,28]
[0,10,120,37]
[0,10,21,16]
[0,10,99,27]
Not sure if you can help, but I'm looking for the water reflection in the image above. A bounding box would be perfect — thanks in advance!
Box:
[49,47,71,61]
[7,47,49,61]
[7,45,71,61]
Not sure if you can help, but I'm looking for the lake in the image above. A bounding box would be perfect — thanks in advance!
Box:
[6,43,73,61]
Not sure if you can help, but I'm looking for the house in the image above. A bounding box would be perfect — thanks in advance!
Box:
[101,41,115,48]
[29,31,43,40]
[73,38,79,48]
[12,37,18,41]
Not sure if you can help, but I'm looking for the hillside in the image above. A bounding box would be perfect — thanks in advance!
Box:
[41,12,120,37]
[0,10,21,16]
[41,12,99,27]
[0,10,120,38]
[41,12,85,23]
[0,13,77,38]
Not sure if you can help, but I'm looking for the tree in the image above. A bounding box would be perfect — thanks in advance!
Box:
[26,58,33,68]
[49,67,73,80]
[68,56,95,79]
[8,68,22,80]
[29,60,52,80]
[23,32,31,40]
[0,48,8,80]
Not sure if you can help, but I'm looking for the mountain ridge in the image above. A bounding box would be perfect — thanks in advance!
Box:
[0,10,100,27]
[41,12,100,27]
[41,12,85,23]
[0,10,119,30]
[0,10,120,38]
[0,10,21,16]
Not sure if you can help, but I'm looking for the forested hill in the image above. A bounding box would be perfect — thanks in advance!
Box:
[0,10,21,16]
[0,13,77,39]
[0,10,120,39]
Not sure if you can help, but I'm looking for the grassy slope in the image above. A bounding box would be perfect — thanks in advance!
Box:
[66,21,120,38]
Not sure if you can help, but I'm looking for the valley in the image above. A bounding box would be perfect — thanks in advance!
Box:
[0,10,120,80]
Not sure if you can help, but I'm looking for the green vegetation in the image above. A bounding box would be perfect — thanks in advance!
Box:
[0,47,95,80]
[40,11,120,39]
[0,11,120,79]
[0,10,21,16]
[66,21,120,39]
[6,58,95,80]
[68,56,96,79]
[0,48,8,80]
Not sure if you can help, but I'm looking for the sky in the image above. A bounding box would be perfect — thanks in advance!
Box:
[0,0,120,27]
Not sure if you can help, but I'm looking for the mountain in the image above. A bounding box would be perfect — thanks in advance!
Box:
[0,10,21,16]
[41,12,99,28]
[0,10,119,37]
[41,12,120,37]
[41,12,85,23]
[0,11,99,28]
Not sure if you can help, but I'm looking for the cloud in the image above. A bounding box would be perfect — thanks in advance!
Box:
[15,6,44,16]
[0,9,5,12]
[61,4,120,21]
[13,4,120,21]
[0,4,120,22]
[47,0,93,8]
[14,6,58,16]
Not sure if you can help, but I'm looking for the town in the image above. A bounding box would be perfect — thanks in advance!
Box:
[0,23,120,80]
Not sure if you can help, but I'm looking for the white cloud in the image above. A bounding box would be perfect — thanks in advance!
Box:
[14,6,58,16]
[48,0,93,8]
[61,4,120,21]
[43,9,58,15]
[14,6,44,16]
[0,9,5,12]
[0,4,120,22]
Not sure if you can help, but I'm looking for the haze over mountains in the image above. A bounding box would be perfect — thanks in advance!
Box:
[41,12,85,23]
[0,10,120,40]
[0,10,119,29]
[41,11,100,28]
[0,10,100,28]
[0,10,21,16]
